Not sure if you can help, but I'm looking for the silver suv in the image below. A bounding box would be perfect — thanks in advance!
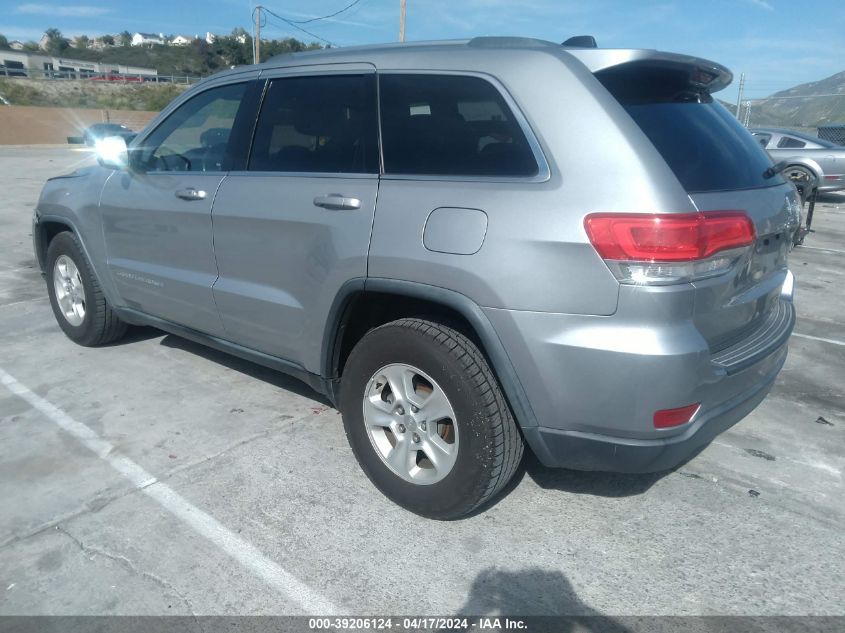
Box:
[34,37,797,519]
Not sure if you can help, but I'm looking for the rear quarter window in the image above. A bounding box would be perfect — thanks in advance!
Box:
[777,136,806,149]
[379,74,539,177]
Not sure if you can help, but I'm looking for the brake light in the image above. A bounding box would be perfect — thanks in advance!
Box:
[654,403,700,429]
[584,211,755,285]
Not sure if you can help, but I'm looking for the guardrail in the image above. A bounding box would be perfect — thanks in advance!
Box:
[0,67,202,84]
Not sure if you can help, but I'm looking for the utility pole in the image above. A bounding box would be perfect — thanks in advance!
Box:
[399,0,406,42]
[743,100,752,127]
[735,72,745,121]
[254,4,262,64]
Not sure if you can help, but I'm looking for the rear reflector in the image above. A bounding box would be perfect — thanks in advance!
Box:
[654,403,700,429]
[584,212,755,262]
[584,211,756,285]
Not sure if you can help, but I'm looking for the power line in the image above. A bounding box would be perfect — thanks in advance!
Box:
[282,0,363,24]
[262,10,337,47]
[252,1,368,50]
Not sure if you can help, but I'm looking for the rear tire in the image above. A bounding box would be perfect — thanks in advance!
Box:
[340,318,523,519]
[46,231,128,346]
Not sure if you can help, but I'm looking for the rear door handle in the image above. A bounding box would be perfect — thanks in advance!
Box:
[313,194,361,211]
[175,187,207,201]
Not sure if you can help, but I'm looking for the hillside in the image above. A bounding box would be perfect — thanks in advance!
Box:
[54,37,320,76]
[0,31,320,76]
[0,78,188,110]
[746,70,845,128]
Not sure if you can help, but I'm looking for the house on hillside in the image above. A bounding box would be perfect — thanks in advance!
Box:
[170,35,193,46]
[9,41,24,51]
[131,32,165,47]
[205,32,216,44]
[90,36,117,50]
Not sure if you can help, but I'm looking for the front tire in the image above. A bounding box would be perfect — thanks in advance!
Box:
[340,318,523,519]
[46,231,127,346]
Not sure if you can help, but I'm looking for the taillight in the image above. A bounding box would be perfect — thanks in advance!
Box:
[584,211,755,285]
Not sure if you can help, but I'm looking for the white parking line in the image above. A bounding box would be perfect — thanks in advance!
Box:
[799,245,845,255]
[792,332,845,347]
[0,367,340,615]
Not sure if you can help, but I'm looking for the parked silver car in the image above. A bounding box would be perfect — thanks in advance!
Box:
[750,127,845,192]
[33,37,797,518]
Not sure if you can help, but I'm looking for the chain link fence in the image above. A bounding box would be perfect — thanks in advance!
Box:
[819,124,845,145]
[737,93,845,144]
[0,66,201,84]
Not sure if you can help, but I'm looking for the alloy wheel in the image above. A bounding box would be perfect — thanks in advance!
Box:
[362,363,459,485]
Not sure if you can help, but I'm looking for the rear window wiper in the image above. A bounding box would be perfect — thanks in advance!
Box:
[763,161,789,179]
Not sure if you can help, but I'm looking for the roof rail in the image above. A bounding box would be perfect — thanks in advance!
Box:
[467,36,555,49]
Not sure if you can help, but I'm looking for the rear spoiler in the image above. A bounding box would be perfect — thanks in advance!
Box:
[565,48,733,93]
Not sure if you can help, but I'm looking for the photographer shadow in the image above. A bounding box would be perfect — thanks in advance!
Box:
[451,567,631,633]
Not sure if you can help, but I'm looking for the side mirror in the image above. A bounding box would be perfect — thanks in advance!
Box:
[95,136,130,170]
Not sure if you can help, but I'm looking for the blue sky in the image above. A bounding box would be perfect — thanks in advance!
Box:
[2,0,843,103]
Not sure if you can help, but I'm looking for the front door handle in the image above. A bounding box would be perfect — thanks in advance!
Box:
[175,188,207,201]
[313,194,361,211]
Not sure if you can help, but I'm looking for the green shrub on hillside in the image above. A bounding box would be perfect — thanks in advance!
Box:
[0,78,188,110]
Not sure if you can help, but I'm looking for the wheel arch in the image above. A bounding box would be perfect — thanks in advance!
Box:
[35,214,116,309]
[784,158,823,180]
[34,216,78,272]
[322,278,539,429]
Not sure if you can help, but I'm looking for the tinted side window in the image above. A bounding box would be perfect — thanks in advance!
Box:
[138,83,246,172]
[248,74,378,174]
[777,136,806,149]
[379,74,538,177]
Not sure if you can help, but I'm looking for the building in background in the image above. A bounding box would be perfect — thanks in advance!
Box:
[170,35,193,46]
[0,50,157,80]
[131,32,165,47]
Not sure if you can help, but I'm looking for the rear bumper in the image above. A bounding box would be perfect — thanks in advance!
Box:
[522,345,785,472]
[817,175,845,193]
[484,273,795,473]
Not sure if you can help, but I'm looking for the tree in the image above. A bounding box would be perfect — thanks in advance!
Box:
[75,35,90,49]
[119,31,132,47]
[190,39,218,73]
[216,34,251,66]
[23,41,39,51]
[101,34,114,46]
[44,28,69,55]
[0,34,9,50]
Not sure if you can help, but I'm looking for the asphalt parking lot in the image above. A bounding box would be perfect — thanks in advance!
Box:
[0,146,843,618]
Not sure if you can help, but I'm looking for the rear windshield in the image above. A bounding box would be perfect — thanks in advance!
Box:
[598,66,780,192]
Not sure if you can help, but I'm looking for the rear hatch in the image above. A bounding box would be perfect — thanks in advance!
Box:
[584,53,797,352]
